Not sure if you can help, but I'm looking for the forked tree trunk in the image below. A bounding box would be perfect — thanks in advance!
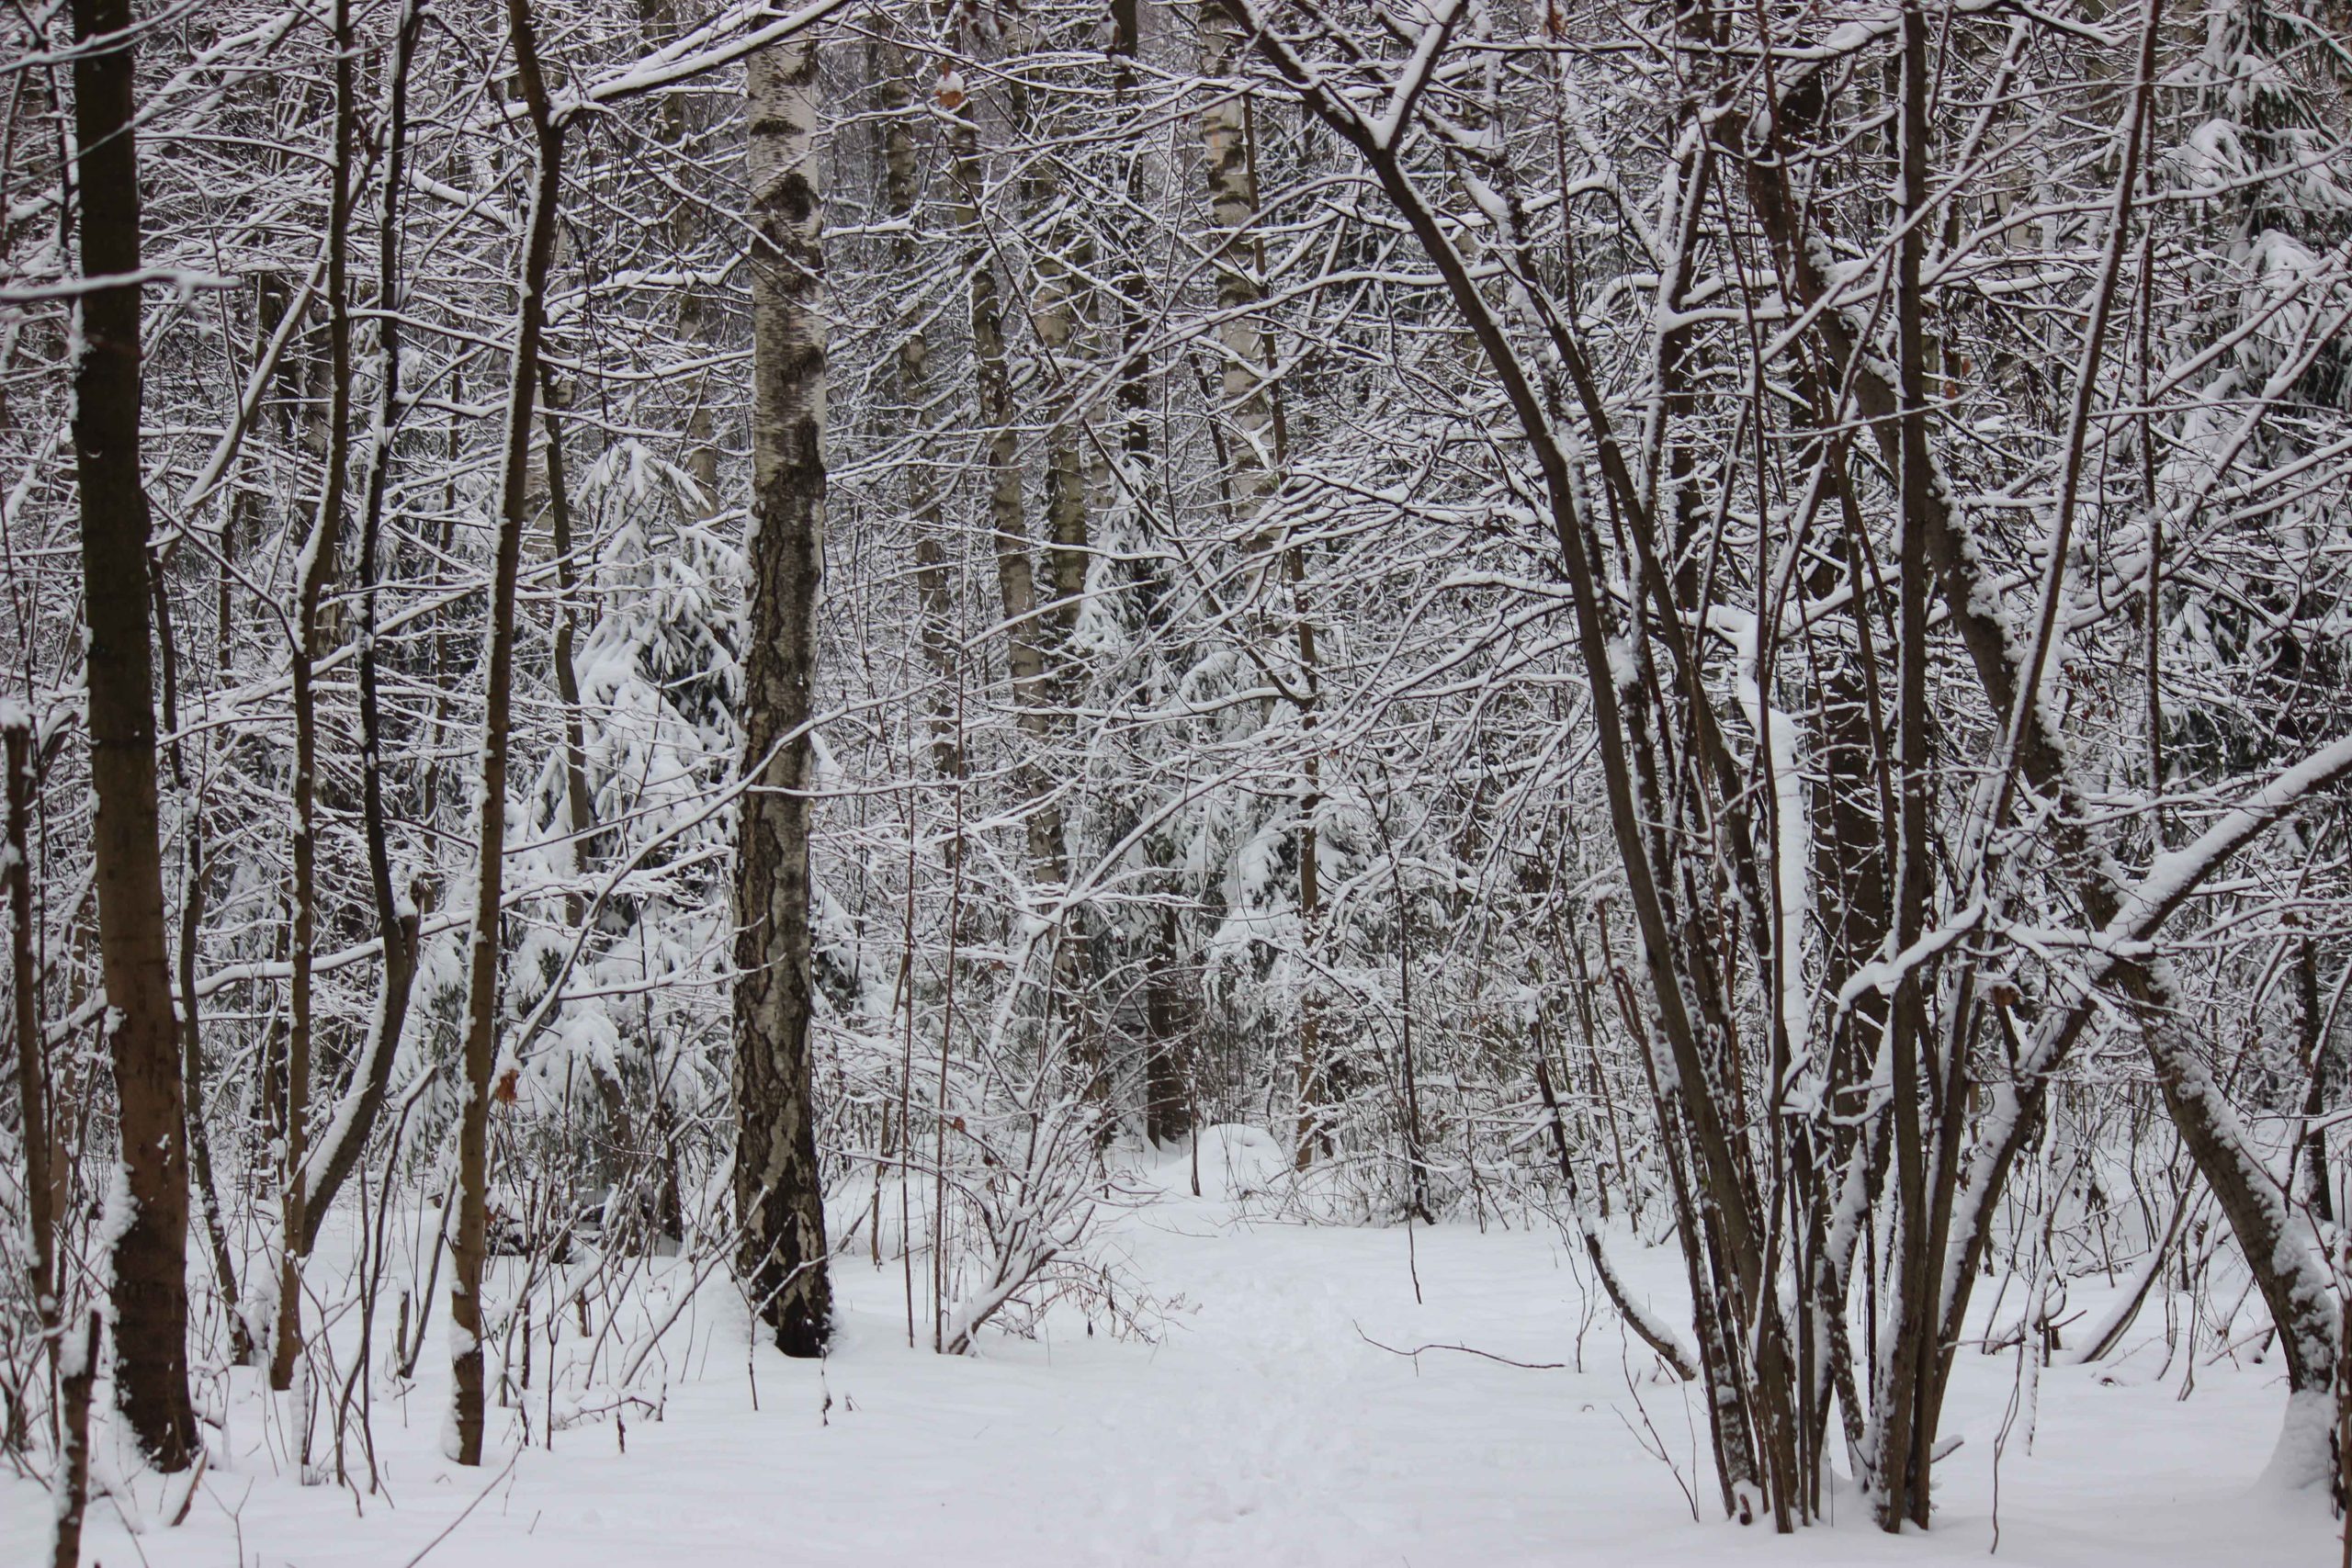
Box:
[70,0,198,1472]
[300,0,430,1258]
[733,20,834,1359]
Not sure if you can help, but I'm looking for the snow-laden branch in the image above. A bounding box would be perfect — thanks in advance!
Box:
[1368,0,1468,152]
[0,267,232,305]
[2018,728,2352,1082]
[567,0,865,115]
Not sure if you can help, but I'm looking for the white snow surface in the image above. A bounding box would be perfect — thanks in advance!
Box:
[9,1129,2331,1567]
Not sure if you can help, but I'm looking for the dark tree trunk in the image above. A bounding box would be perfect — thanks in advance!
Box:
[6,721,54,1366]
[1143,906,1191,1145]
[274,0,356,1396]
[733,24,833,1359]
[71,0,198,1472]
[450,0,566,1464]
[300,0,430,1256]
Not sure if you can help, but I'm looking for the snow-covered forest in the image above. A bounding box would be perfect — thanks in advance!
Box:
[3,0,2350,1561]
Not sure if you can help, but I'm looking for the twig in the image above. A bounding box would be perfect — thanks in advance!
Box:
[1354,1324,1566,1370]
[396,1448,520,1568]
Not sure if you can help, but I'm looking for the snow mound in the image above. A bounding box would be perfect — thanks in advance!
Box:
[1130,1123,1290,1203]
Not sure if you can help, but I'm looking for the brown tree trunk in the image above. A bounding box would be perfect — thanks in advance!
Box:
[273,0,357,1396]
[451,0,566,1463]
[6,720,54,1365]
[49,1314,99,1568]
[1114,1,1190,1143]
[1143,905,1191,1145]
[153,554,240,1362]
[540,373,642,1197]
[1871,1,1938,1529]
[733,20,834,1359]
[300,0,430,1258]
[70,0,198,1472]
[176,819,250,1364]
[2301,941,2339,1224]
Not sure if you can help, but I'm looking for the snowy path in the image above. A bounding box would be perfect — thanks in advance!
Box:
[8,1140,2332,1566]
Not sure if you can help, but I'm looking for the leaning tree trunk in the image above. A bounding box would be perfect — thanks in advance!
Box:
[733,21,833,1359]
[70,0,198,1472]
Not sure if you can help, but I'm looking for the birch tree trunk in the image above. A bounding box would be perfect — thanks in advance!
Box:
[733,22,834,1359]
[946,60,1069,889]
[70,0,198,1472]
[1196,12,1276,522]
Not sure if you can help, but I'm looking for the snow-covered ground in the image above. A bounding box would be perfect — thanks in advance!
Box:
[8,1130,2334,1566]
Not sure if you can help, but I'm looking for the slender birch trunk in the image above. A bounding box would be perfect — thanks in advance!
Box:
[1197,9,1322,1167]
[945,60,1068,888]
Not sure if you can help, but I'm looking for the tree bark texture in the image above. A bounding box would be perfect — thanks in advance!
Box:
[733,24,834,1359]
[71,0,198,1472]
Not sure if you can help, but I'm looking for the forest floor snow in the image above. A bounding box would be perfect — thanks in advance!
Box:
[6,1126,2335,1567]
